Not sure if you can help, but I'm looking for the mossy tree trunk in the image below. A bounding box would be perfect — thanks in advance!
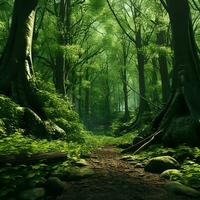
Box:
[153,0,200,146]
[0,0,47,119]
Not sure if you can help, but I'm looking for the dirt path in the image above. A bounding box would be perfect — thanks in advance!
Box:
[57,146,196,200]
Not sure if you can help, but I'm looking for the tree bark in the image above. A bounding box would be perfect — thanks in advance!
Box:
[0,0,46,119]
[157,30,171,103]
[153,0,200,146]
[134,28,150,126]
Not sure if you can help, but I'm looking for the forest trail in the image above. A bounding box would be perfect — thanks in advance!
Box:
[57,146,195,200]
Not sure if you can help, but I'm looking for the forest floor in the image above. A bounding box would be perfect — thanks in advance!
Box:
[56,145,196,200]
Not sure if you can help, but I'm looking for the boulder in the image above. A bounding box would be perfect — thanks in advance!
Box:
[162,116,200,147]
[165,182,200,197]
[145,156,180,173]
[160,169,182,180]
[19,188,45,200]
[45,177,65,196]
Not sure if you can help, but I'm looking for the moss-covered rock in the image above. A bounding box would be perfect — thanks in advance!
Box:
[160,169,182,180]
[145,156,180,173]
[174,146,194,163]
[64,167,95,181]
[163,116,200,147]
[165,182,200,197]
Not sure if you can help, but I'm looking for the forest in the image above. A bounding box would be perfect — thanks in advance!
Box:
[1,0,200,199]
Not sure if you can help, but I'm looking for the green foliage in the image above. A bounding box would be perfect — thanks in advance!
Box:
[0,95,24,133]
[39,91,85,142]
[89,0,106,13]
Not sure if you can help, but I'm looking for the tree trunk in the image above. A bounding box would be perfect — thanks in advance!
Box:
[54,0,72,96]
[84,68,90,127]
[122,67,130,121]
[151,58,160,104]
[0,0,46,119]
[121,38,130,121]
[157,30,171,103]
[134,28,150,126]
[153,0,200,146]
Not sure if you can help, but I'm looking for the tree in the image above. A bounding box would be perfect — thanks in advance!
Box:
[153,0,200,146]
[0,0,46,117]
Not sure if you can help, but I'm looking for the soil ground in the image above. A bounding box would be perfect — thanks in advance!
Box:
[57,146,197,200]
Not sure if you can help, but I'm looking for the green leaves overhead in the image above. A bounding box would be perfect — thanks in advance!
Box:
[89,0,106,12]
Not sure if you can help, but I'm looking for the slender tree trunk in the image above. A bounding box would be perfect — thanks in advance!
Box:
[84,68,90,126]
[54,0,72,96]
[121,38,130,121]
[104,64,111,127]
[157,30,170,103]
[151,58,160,104]
[54,0,66,95]
[134,28,150,126]
[78,76,82,118]
[122,67,130,121]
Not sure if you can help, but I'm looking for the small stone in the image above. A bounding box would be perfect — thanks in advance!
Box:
[135,163,144,168]
[120,155,134,161]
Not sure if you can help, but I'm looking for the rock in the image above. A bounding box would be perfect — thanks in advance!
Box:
[74,159,89,167]
[165,182,200,197]
[174,147,194,163]
[145,156,180,173]
[45,177,65,195]
[19,188,45,200]
[135,163,144,168]
[160,169,182,180]
[162,116,200,147]
[120,155,134,161]
[66,167,95,181]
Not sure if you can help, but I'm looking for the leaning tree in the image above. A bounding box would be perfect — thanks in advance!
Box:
[0,0,65,138]
[151,0,200,146]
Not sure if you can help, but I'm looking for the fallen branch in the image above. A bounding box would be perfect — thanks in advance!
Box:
[121,129,163,154]
[0,152,68,166]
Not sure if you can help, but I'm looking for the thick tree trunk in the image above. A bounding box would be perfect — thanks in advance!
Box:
[0,0,66,138]
[0,0,46,119]
[153,0,200,146]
